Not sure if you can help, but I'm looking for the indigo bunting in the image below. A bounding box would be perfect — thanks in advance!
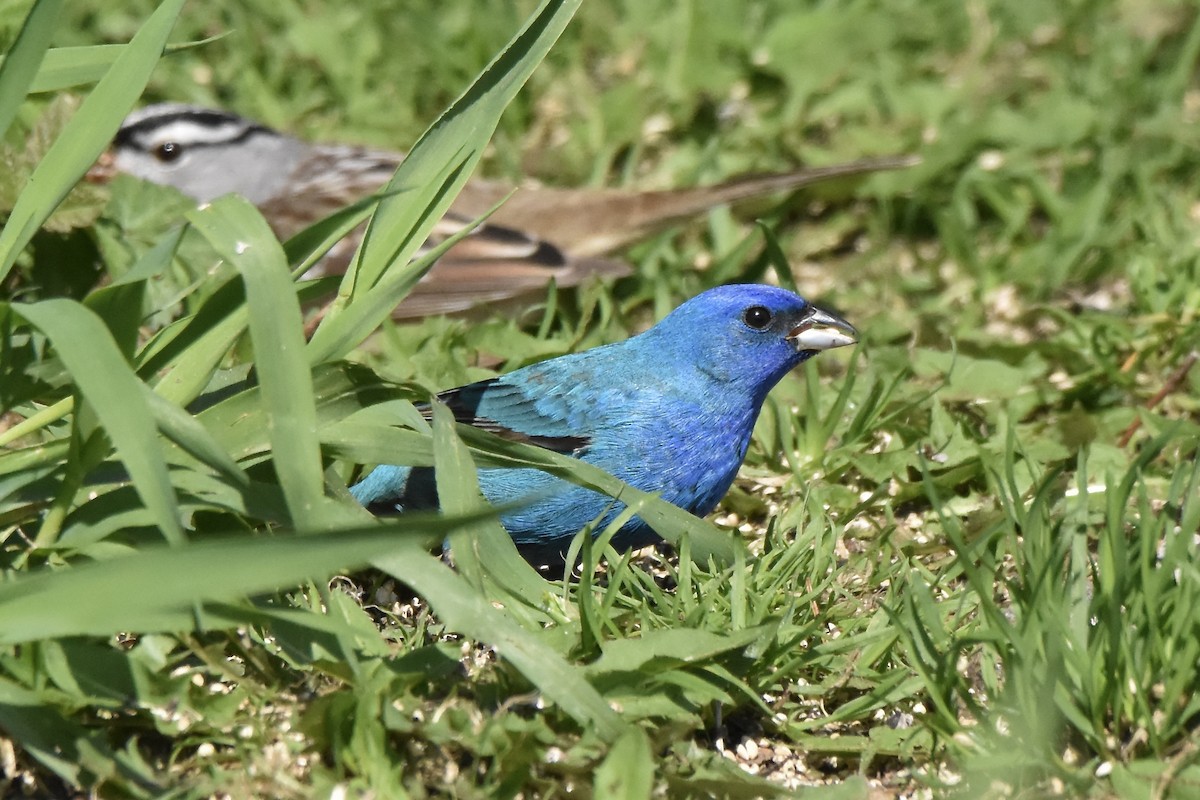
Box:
[351,284,857,553]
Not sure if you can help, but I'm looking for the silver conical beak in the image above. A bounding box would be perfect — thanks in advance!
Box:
[787,306,858,353]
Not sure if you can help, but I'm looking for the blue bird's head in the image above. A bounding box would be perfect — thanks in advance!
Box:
[644,284,858,401]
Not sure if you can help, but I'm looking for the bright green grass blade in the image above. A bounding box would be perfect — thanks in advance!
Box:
[1,38,222,94]
[187,363,399,470]
[345,0,578,291]
[284,192,381,278]
[325,413,743,564]
[148,305,248,407]
[112,223,187,286]
[82,278,145,361]
[756,221,798,294]
[0,438,68,478]
[188,196,338,531]
[430,401,550,604]
[0,0,185,284]
[0,0,63,139]
[230,598,398,667]
[306,0,581,363]
[371,549,626,740]
[306,195,509,365]
[141,386,248,487]
[0,520,472,644]
[14,299,184,546]
[320,421,434,466]
[24,44,123,92]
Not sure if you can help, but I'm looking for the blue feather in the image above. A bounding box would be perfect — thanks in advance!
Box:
[350,284,857,554]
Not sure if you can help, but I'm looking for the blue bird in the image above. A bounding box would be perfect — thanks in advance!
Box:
[351,284,857,556]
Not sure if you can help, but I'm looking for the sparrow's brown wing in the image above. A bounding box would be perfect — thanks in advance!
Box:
[396,212,631,318]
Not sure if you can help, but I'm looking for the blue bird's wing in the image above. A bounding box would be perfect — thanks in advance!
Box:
[429,376,591,455]
[352,362,604,522]
[351,373,593,515]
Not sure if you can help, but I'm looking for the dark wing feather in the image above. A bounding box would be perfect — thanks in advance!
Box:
[420,377,590,455]
[393,213,630,318]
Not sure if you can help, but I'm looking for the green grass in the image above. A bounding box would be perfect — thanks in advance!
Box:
[2,0,1199,796]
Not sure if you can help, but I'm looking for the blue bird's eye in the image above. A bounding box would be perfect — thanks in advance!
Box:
[743,305,773,330]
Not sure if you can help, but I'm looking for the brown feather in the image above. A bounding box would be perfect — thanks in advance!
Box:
[104,106,919,317]
[265,146,916,316]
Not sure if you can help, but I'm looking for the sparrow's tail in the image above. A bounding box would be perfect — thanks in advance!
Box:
[456,153,920,258]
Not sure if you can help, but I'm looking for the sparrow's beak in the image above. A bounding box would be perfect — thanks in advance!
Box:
[85,149,117,184]
[787,306,858,354]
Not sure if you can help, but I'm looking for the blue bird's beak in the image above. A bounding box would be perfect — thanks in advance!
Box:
[787,306,858,354]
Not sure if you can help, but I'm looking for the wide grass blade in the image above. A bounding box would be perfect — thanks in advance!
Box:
[188,196,339,531]
[0,521,469,644]
[594,727,654,800]
[14,299,184,546]
[305,195,510,364]
[305,0,582,363]
[326,413,743,565]
[25,45,125,92]
[0,0,63,138]
[1,39,220,94]
[0,0,186,284]
[141,387,248,487]
[430,401,549,604]
[188,363,400,474]
[147,302,249,407]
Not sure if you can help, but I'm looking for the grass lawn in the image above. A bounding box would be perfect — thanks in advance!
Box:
[1,0,1198,796]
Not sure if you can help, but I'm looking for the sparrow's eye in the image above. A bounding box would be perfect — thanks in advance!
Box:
[743,305,773,330]
[153,141,184,163]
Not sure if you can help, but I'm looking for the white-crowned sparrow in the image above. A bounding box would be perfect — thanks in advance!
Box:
[95,103,917,316]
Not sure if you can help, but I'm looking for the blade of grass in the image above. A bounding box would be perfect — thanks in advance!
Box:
[454,423,745,566]
[195,362,401,465]
[306,0,581,363]
[141,386,248,487]
[430,401,551,606]
[0,395,71,447]
[188,196,339,531]
[146,303,249,407]
[0,37,224,94]
[756,221,798,294]
[15,299,184,547]
[284,192,385,278]
[26,44,126,92]
[324,414,742,565]
[594,727,654,800]
[306,192,512,364]
[0,518,476,643]
[0,0,63,139]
